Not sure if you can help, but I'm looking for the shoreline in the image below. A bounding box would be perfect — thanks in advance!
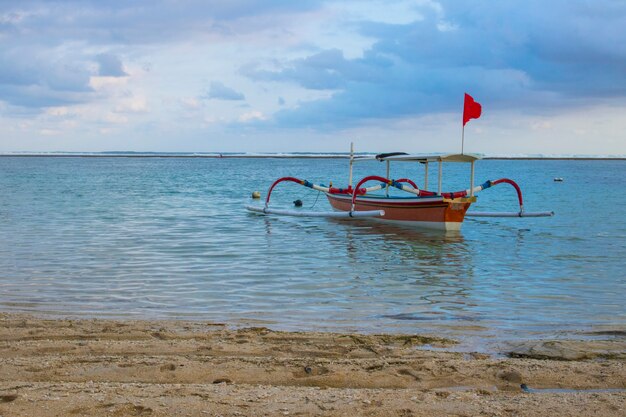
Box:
[1,313,624,416]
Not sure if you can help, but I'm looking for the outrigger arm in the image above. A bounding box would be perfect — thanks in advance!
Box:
[463,178,554,217]
[245,176,384,218]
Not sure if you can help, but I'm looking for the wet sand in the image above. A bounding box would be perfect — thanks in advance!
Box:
[1,313,624,416]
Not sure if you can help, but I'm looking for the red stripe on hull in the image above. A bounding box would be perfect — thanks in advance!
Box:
[325,194,474,224]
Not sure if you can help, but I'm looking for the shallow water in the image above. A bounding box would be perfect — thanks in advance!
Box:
[0,156,624,349]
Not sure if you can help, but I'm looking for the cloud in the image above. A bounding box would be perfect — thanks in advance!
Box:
[0,43,95,109]
[0,1,323,45]
[96,53,127,77]
[0,1,321,111]
[179,97,201,110]
[204,81,245,101]
[243,48,395,91]
[238,110,266,122]
[244,0,626,129]
[114,96,148,113]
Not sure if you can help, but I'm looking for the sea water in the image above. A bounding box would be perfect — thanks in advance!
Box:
[0,156,624,349]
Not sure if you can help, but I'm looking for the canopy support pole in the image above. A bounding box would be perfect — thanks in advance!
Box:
[437,161,442,195]
[348,142,354,188]
[386,160,390,196]
[470,161,475,197]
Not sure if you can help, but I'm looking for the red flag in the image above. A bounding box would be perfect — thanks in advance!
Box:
[463,93,482,126]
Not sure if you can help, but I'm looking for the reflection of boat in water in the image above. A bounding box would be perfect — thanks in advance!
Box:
[339,220,469,266]
[247,146,554,231]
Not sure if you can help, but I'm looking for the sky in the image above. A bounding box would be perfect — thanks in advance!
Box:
[1,0,625,155]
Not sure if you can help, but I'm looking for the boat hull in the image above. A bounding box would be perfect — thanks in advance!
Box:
[325,193,475,231]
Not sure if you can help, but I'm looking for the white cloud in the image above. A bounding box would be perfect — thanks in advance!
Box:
[238,110,266,122]
[104,113,128,124]
[179,97,201,110]
[44,106,70,117]
[531,120,553,131]
[39,128,60,136]
[114,96,148,113]
[89,76,129,91]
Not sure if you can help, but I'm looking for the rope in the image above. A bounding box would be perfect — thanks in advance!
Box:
[309,190,321,208]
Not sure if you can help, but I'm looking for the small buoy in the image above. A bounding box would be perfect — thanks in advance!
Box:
[553,178,563,182]
[293,199,303,207]
[251,191,261,199]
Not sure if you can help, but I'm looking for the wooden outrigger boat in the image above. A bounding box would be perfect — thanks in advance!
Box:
[246,145,554,231]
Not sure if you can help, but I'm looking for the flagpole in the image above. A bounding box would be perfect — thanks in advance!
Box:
[461,93,481,155]
[461,124,465,155]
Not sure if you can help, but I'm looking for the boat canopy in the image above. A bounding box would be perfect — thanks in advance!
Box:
[353,153,483,163]
[349,151,483,197]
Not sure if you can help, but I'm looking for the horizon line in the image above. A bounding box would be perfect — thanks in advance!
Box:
[1,152,625,161]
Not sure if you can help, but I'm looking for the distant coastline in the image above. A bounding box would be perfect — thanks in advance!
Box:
[1,153,624,160]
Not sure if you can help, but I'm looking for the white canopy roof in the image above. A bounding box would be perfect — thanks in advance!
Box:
[353,153,482,163]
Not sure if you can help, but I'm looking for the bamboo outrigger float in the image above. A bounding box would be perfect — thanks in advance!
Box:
[246,144,554,231]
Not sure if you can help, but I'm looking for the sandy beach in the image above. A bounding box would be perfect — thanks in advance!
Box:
[0,313,624,416]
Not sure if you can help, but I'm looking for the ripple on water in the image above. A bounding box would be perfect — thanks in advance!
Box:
[0,157,624,348]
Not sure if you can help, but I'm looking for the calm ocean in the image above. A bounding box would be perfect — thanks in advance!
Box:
[0,156,624,349]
